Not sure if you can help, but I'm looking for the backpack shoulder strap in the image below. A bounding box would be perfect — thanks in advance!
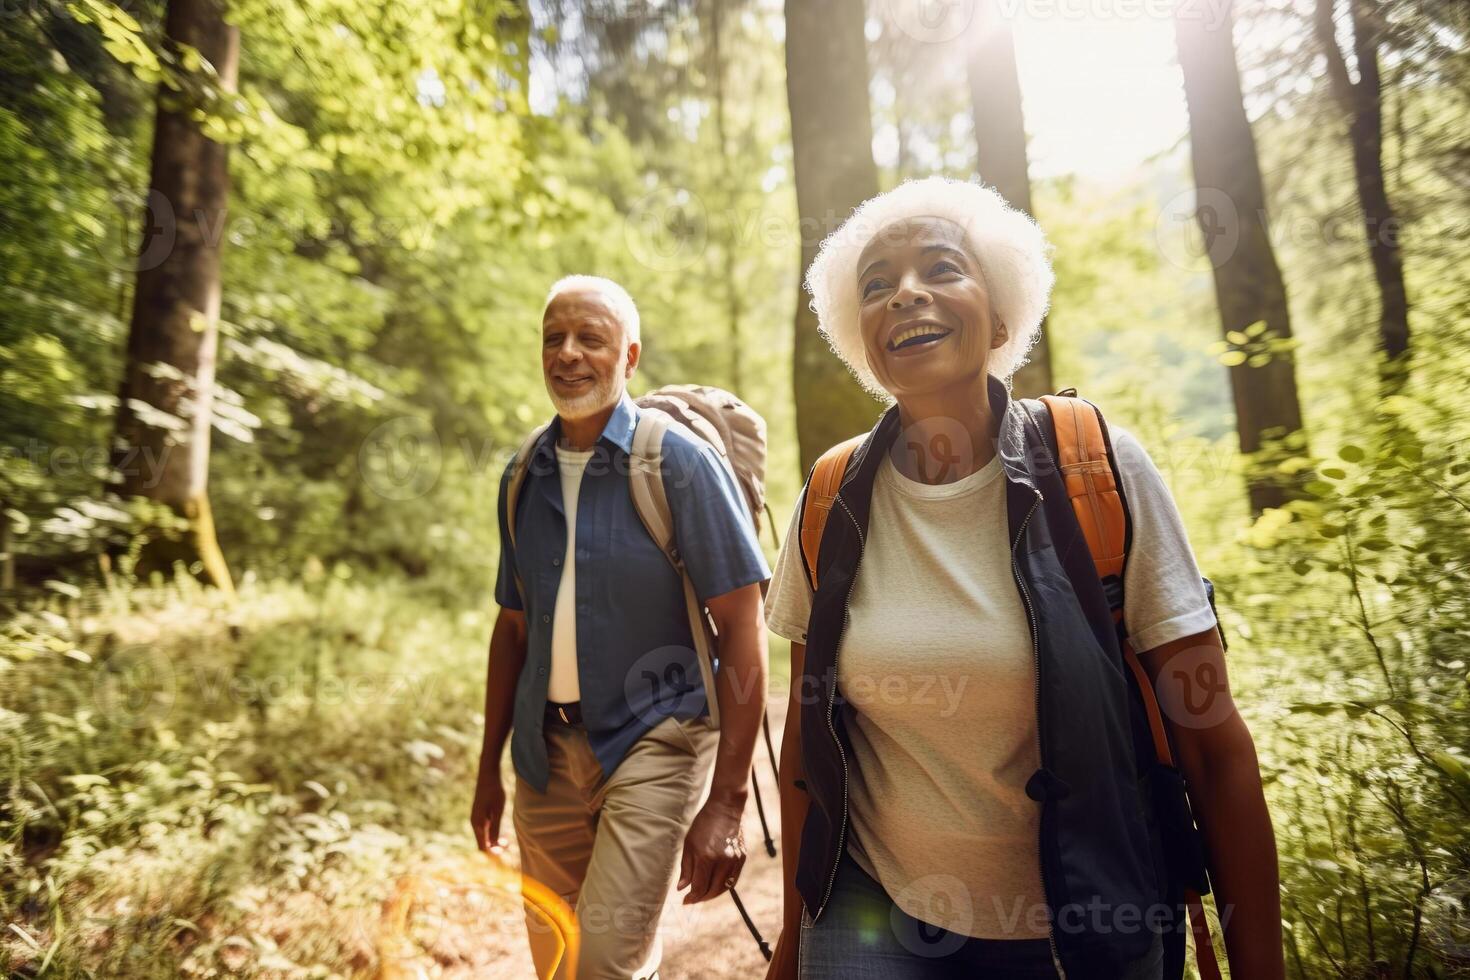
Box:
[1038,393,1127,592]
[1040,392,1223,980]
[799,435,865,592]
[627,409,723,726]
[504,422,549,599]
[628,409,678,566]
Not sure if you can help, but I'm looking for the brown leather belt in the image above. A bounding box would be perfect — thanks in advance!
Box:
[544,701,583,726]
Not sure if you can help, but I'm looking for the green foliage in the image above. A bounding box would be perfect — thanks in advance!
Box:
[1,0,1467,976]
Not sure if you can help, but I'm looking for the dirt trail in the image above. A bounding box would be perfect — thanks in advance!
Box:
[379,699,789,979]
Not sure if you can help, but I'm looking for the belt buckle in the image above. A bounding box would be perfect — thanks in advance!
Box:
[558,705,570,724]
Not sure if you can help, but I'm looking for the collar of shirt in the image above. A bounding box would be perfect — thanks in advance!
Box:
[530,390,640,465]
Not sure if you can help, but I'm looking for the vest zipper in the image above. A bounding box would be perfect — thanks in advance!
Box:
[1011,488,1066,979]
[811,491,864,923]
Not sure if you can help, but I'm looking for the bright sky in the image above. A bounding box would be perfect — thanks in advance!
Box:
[1012,16,1190,179]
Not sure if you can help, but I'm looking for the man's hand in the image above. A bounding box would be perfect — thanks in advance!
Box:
[677,795,747,903]
[470,763,509,855]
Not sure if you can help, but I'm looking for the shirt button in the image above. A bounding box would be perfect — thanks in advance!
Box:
[537,666,546,676]
[552,557,561,567]
[541,614,550,623]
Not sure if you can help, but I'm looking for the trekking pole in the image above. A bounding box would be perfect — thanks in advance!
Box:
[762,710,779,781]
[728,886,772,962]
[750,769,777,858]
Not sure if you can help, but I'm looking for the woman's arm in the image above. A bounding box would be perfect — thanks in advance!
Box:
[764,641,809,980]
[1140,627,1284,979]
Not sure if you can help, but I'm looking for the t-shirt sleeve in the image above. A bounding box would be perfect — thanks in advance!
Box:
[493,458,525,611]
[764,489,815,644]
[1111,427,1219,653]
[664,439,772,603]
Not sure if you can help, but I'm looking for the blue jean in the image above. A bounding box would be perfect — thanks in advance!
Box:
[798,851,1165,980]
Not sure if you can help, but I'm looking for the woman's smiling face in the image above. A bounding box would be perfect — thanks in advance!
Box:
[856,216,1007,401]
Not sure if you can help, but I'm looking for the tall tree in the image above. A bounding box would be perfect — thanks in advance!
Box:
[785,0,882,473]
[1313,0,1411,373]
[110,0,238,592]
[966,6,1052,398]
[1175,0,1309,513]
[705,0,745,395]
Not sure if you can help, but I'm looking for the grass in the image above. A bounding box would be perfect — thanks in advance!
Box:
[1,571,795,978]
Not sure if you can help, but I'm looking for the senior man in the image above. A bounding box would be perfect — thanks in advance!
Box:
[470,275,771,979]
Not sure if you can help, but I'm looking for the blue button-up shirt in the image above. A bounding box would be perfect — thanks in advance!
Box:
[495,393,771,792]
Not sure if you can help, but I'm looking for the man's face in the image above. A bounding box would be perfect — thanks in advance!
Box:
[541,288,639,421]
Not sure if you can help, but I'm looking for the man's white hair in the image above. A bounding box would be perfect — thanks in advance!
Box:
[543,275,642,346]
[805,176,1055,400]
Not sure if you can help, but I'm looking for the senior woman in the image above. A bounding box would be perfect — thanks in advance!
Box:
[763,177,1283,980]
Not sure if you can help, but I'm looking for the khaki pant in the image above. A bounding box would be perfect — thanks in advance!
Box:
[514,714,718,980]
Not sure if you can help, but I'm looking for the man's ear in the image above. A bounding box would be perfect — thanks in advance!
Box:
[624,340,641,377]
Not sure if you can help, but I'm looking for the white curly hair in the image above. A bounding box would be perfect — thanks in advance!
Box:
[805,176,1055,400]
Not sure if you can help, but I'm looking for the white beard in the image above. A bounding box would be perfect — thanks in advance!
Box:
[546,357,627,421]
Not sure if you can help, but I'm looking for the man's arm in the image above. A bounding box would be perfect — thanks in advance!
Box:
[676,580,768,904]
[1140,627,1284,979]
[470,606,528,854]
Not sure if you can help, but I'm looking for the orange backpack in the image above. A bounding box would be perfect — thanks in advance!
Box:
[798,391,1223,980]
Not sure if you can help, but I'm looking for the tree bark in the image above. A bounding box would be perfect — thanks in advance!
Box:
[111,0,238,593]
[1175,0,1309,513]
[785,0,883,475]
[708,0,745,396]
[497,0,531,101]
[966,6,1052,398]
[1313,0,1411,372]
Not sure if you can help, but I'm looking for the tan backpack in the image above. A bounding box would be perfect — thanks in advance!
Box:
[502,384,770,727]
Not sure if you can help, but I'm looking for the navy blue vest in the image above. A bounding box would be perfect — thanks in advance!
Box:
[793,376,1184,979]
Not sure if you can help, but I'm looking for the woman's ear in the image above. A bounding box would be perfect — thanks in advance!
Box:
[992,317,1009,350]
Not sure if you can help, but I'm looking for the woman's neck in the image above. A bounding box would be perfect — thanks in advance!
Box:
[891,373,998,485]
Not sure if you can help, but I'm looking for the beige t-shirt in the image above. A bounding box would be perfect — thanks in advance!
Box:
[764,427,1217,939]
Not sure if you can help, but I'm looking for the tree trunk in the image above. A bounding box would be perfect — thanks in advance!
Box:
[111,0,237,593]
[785,0,882,475]
[966,6,1052,398]
[1175,0,1308,514]
[708,0,744,396]
[497,0,531,101]
[1314,0,1411,373]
